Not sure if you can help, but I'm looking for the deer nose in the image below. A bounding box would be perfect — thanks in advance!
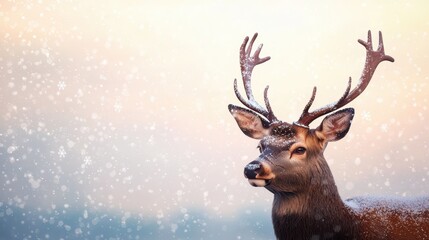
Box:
[244,161,262,179]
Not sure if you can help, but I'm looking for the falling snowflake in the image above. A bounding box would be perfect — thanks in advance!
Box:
[58,146,66,158]
[57,81,66,90]
[114,101,123,113]
[380,123,388,132]
[362,111,371,121]
[7,145,18,154]
[83,156,92,166]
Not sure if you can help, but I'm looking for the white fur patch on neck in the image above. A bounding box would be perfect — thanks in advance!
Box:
[248,179,267,187]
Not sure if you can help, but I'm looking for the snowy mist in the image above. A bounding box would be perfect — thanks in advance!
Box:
[1,0,428,239]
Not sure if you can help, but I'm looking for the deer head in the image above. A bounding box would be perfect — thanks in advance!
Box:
[229,31,394,194]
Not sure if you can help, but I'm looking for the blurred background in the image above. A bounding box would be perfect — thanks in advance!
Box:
[1,0,428,239]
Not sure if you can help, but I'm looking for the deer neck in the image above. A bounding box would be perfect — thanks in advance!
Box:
[271,156,357,240]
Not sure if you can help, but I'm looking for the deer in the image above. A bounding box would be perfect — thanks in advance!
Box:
[228,31,429,240]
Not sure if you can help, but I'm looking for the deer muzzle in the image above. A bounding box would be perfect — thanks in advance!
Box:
[244,160,274,187]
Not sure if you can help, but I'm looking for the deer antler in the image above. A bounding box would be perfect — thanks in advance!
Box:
[296,30,395,126]
[234,33,278,122]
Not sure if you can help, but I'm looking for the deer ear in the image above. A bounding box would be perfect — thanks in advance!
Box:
[228,104,270,139]
[316,108,354,142]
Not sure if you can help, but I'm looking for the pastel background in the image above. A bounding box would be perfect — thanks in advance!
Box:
[1,1,428,239]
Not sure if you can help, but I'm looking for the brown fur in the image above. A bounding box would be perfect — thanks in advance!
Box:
[230,105,429,240]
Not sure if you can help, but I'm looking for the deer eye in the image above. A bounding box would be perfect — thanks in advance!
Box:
[292,147,306,155]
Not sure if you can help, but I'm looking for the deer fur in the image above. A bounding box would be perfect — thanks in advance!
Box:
[229,104,429,239]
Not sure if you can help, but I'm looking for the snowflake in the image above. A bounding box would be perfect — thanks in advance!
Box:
[380,123,388,132]
[362,111,371,121]
[83,156,92,166]
[58,146,66,158]
[114,101,123,113]
[57,81,66,90]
